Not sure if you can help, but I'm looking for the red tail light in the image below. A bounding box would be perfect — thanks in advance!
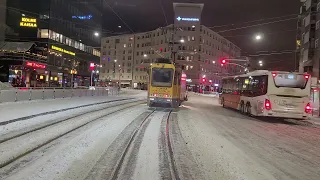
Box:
[265,99,272,110]
[272,72,277,77]
[304,74,310,80]
[305,103,311,113]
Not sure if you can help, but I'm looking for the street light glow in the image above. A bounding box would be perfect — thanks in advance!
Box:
[259,60,263,64]
[180,39,185,43]
[255,34,263,41]
[114,59,117,62]
[94,32,99,37]
[143,54,147,57]
[212,61,216,64]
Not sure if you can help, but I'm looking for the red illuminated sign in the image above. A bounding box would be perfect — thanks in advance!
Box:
[90,62,95,71]
[26,62,46,69]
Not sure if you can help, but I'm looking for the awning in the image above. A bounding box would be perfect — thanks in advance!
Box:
[0,42,35,52]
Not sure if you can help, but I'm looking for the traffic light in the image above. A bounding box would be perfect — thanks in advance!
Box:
[220,57,227,65]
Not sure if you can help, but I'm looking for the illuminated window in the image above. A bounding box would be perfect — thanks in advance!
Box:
[40,29,48,38]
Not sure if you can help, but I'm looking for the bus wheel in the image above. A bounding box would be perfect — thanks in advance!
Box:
[240,101,245,114]
[246,103,252,116]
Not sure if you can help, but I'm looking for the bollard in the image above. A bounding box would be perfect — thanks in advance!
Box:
[15,90,18,102]
[42,88,45,100]
[62,89,65,98]
[29,89,32,101]
[53,88,56,99]
[71,88,74,98]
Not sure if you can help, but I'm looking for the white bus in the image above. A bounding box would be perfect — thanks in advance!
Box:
[220,70,312,119]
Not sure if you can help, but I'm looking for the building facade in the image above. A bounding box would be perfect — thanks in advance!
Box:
[0,0,6,42]
[0,0,102,87]
[298,0,320,78]
[100,3,241,89]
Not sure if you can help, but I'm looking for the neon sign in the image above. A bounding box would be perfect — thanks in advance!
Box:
[51,45,76,56]
[26,62,46,69]
[176,16,199,22]
[72,15,92,20]
[20,17,37,27]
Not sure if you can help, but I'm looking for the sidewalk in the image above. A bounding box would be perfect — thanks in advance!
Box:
[308,116,320,126]
[0,89,147,122]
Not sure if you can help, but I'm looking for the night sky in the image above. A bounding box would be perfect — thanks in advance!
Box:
[103,0,301,71]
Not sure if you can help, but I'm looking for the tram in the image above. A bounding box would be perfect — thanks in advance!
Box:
[147,58,187,108]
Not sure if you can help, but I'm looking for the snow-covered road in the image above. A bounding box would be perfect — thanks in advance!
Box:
[1,93,320,180]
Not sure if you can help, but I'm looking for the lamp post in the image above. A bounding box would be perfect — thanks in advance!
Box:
[118,64,121,90]
[70,69,77,88]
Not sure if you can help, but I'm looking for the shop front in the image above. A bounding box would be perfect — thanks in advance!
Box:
[9,61,47,87]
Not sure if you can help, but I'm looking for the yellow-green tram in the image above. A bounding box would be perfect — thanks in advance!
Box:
[147,59,187,108]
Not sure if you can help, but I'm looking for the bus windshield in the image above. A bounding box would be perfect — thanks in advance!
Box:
[152,68,173,87]
[273,73,308,89]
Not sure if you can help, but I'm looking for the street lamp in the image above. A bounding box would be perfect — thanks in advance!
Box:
[259,60,263,67]
[180,39,185,43]
[114,59,117,62]
[94,32,99,37]
[255,34,263,41]
[143,54,147,57]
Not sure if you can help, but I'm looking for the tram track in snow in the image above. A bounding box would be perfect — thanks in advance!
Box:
[107,108,181,180]
[0,100,145,169]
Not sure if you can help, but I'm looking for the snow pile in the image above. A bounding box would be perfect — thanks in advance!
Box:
[0,82,14,90]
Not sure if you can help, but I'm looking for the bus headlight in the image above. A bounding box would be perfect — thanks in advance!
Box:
[150,98,155,101]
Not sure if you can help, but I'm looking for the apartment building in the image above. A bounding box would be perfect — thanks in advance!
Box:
[100,3,241,88]
[298,0,320,78]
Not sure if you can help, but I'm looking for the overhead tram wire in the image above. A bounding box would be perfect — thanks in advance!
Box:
[210,13,299,28]
[215,17,298,33]
[3,5,299,37]
[159,0,168,26]
[103,0,134,33]
[222,29,297,38]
